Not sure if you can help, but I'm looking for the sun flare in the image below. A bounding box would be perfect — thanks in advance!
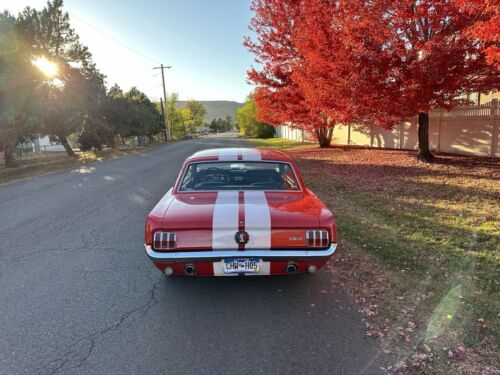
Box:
[33,57,58,78]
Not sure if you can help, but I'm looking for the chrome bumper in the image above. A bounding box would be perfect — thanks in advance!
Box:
[145,243,337,263]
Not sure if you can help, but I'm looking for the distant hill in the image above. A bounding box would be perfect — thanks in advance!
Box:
[177,100,243,122]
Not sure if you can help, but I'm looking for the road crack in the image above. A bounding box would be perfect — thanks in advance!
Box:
[38,275,163,375]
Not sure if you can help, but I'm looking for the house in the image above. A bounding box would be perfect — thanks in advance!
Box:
[468,91,500,105]
[20,135,66,153]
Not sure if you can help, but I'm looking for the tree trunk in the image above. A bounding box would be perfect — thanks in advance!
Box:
[58,135,75,157]
[3,146,15,168]
[417,112,434,162]
[110,135,118,150]
[315,126,333,148]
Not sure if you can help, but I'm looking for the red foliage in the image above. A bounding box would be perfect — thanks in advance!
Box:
[246,0,499,154]
[293,0,499,121]
[245,0,336,147]
[454,0,500,66]
[292,0,406,130]
[378,1,498,113]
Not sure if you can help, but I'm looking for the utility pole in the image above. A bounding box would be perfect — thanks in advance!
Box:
[159,97,166,140]
[153,64,172,140]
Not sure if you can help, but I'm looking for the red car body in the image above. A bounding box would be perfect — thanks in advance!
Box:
[145,148,337,276]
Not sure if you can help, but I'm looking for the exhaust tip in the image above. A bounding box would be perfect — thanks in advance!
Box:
[184,264,197,276]
[285,263,298,273]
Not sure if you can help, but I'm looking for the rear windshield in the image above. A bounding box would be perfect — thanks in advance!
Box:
[179,162,300,191]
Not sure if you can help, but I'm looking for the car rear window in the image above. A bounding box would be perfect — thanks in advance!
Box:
[178,162,300,191]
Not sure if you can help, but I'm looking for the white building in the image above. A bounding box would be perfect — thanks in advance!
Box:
[20,136,66,152]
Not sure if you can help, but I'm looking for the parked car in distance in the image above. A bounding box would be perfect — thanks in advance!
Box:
[145,148,337,276]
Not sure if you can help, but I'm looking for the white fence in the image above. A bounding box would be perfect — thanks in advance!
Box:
[277,100,499,157]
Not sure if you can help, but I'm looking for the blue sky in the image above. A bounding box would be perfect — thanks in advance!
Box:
[3,0,255,102]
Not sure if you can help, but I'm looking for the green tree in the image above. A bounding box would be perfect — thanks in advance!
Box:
[208,117,233,133]
[208,119,218,133]
[16,0,106,156]
[100,84,130,148]
[182,99,206,134]
[236,96,274,138]
[0,11,42,167]
[125,87,163,138]
[165,93,186,140]
[225,116,233,131]
[1,1,165,162]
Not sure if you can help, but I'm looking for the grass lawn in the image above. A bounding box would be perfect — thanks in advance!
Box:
[252,139,499,374]
[246,137,305,150]
[0,143,170,185]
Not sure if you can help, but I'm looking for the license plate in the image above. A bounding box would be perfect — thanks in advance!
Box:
[223,258,260,274]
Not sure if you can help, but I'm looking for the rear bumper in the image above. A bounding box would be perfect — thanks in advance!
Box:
[145,243,337,264]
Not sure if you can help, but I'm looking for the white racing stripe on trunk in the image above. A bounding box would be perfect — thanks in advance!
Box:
[212,191,239,249]
[240,148,261,161]
[212,190,271,276]
[244,191,271,249]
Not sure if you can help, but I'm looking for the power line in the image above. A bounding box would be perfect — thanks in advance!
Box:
[144,83,163,93]
[68,12,164,101]
[68,12,161,65]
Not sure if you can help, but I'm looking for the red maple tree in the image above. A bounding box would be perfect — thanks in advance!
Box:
[246,0,499,159]
[245,0,420,148]
[291,0,406,130]
[245,0,337,147]
[294,0,499,160]
[376,0,499,160]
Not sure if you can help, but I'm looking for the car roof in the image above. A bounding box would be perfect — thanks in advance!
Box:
[186,148,292,163]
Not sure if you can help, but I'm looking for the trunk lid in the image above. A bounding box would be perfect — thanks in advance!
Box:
[161,191,322,249]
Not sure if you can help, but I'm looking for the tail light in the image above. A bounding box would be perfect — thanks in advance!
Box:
[306,230,329,248]
[153,232,177,251]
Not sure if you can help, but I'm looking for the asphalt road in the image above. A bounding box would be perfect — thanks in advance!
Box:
[0,133,383,375]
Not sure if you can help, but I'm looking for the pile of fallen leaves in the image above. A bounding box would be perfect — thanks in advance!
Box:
[288,146,499,200]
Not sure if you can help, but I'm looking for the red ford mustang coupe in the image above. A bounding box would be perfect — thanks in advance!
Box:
[144,148,337,276]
